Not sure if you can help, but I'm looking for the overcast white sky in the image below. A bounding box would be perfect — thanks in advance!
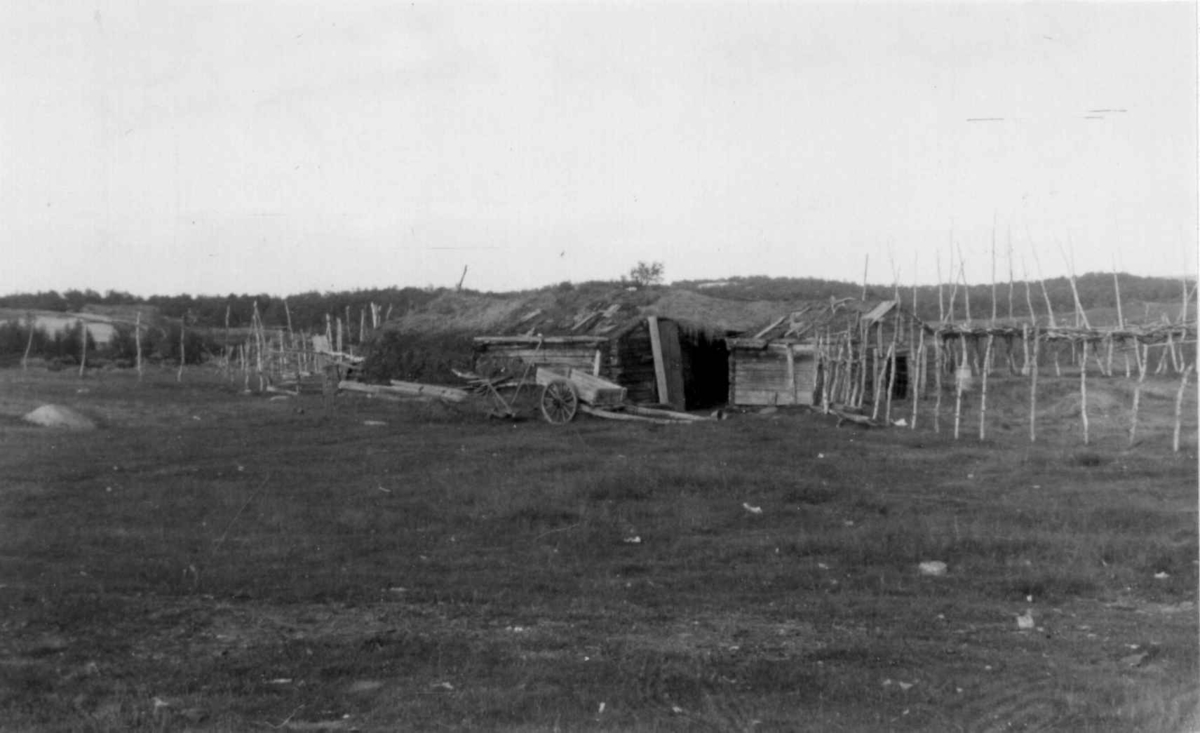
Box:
[1,1,1196,297]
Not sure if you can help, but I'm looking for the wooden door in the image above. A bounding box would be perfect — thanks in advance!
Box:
[648,317,686,411]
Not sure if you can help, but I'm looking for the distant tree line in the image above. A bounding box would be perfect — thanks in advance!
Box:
[0,320,210,368]
[0,287,452,331]
[0,272,1191,339]
[673,273,1194,323]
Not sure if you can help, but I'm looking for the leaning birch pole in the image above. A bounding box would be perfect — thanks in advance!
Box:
[933,335,944,433]
[1021,323,1031,376]
[1029,327,1040,443]
[177,317,186,383]
[979,333,994,440]
[1130,341,1148,446]
[22,312,34,371]
[1080,345,1090,445]
[241,342,250,393]
[936,250,945,322]
[1007,228,1015,320]
[284,299,294,347]
[1113,268,1125,330]
[1181,274,1191,325]
[911,331,924,430]
[78,320,87,377]
[861,254,869,301]
[884,341,898,425]
[953,339,966,440]
[1173,364,1193,453]
[960,259,972,322]
[223,305,232,380]
[990,216,998,325]
[819,336,832,414]
[871,326,886,421]
[135,311,143,381]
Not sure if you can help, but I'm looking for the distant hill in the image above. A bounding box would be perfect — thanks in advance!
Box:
[0,272,1192,333]
[674,272,1195,325]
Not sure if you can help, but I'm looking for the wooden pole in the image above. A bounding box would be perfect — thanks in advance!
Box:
[960,259,972,322]
[135,311,143,381]
[1080,346,1089,445]
[990,215,998,324]
[1007,227,1015,321]
[1174,364,1193,452]
[947,247,958,324]
[22,312,34,371]
[1059,238,1090,329]
[933,335,944,434]
[911,330,925,430]
[820,337,832,414]
[884,341,897,425]
[1021,323,1030,376]
[979,333,994,440]
[176,317,185,383]
[1021,257,1036,323]
[1181,274,1190,325]
[223,305,232,380]
[1113,268,1125,329]
[242,342,250,393]
[936,250,945,322]
[953,337,966,440]
[1029,327,1040,443]
[284,299,294,347]
[78,320,87,377]
[861,254,869,301]
[857,321,870,408]
[1029,243,1057,328]
[871,325,885,420]
[1130,341,1148,446]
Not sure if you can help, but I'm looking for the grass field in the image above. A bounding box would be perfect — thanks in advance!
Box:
[0,366,1196,731]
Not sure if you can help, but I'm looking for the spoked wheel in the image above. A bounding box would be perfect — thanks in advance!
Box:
[540,379,579,424]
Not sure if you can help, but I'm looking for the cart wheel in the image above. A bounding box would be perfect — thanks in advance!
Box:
[541,379,579,424]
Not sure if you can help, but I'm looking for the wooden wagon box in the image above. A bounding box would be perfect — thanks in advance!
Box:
[535,367,627,408]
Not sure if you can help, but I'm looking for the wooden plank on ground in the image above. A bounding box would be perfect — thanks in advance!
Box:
[386,380,469,401]
[622,405,712,422]
[580,405,689,425]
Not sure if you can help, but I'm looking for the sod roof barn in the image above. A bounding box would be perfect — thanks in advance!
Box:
[364,286,818,411]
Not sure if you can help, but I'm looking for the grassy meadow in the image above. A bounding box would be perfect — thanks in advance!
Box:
[0,365,1196,731]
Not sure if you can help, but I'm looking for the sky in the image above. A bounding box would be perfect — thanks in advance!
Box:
[1,1,1196,297]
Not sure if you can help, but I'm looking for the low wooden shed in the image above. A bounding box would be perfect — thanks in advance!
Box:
[474,312,731,411]
[726,298,931,407]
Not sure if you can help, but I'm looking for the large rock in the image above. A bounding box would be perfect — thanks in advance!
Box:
[22,405,97,430]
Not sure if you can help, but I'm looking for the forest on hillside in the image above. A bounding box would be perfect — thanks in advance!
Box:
[0,272,1193,333]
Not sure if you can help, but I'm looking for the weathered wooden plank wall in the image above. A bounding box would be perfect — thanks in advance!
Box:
[729,345,818,406]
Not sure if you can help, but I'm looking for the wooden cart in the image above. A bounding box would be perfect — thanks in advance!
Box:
[534,367,627,424]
